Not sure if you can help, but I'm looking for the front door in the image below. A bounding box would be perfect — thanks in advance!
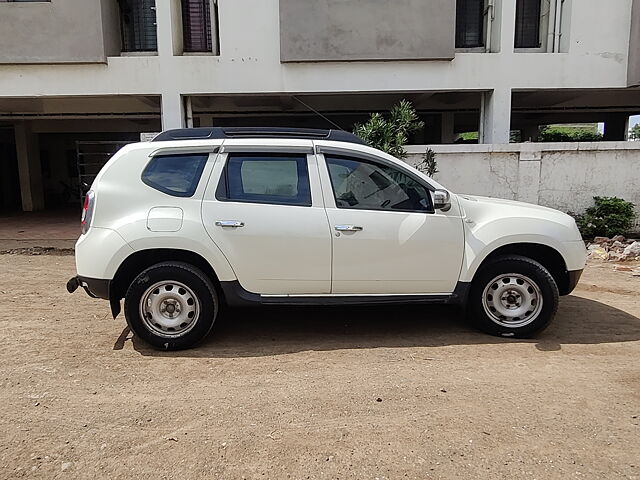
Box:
[202,150,332,295]
[320,154,464,294]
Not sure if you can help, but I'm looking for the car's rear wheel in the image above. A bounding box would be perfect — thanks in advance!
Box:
[468,255,559,338]
[124,262,218,350]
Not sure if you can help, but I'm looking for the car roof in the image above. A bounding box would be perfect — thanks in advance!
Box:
[152,127,366,146]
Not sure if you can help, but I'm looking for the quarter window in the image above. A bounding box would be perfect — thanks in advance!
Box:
[325,156,433,213]
[142,153,208,197]
[216,154,311,206]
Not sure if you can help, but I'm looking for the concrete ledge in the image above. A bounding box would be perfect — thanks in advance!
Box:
[404,142,640,229]
[406,142,640,154]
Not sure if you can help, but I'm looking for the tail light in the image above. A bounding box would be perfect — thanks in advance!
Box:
[81,190,95,235]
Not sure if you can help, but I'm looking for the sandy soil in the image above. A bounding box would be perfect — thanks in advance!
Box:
[0,255,638,480]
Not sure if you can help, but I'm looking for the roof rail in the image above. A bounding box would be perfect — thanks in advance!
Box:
[151,127,366,145]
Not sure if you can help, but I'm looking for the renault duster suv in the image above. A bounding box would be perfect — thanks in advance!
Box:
[67,127,586,350]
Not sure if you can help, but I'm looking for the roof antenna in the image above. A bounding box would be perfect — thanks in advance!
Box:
[292,96,346,131]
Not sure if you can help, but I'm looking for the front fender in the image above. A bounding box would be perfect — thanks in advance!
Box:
[459,217,584,283]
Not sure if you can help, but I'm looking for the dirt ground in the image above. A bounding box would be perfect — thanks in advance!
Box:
[0,255,638,480]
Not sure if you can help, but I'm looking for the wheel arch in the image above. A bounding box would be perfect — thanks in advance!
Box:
[471,243,572,295]
[110,248,225,317]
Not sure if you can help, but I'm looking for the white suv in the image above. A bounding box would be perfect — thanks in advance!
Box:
[67,127,586,350]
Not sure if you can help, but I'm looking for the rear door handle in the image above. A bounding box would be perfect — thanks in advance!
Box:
[334,224,363,232]
[215,220,245,228]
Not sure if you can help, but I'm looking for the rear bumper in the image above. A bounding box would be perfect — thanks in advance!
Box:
[564,269,583,295]
[66,275,110,300]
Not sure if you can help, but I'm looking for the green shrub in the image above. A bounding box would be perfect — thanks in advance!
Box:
[574,196,636,238]
[538,125,603,142]
[353,100,424,159]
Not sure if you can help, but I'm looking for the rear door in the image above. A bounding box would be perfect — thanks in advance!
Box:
[201,143,332,295]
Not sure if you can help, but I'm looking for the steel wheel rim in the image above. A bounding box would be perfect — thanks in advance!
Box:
[481,273,543,328]
[139,280,200,338]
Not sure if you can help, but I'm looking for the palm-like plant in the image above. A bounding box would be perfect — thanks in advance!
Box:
[353,100,424,159]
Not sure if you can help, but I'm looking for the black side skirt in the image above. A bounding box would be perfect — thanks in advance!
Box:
[220,281,470,307]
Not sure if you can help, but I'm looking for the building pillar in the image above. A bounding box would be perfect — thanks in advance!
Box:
[440,112,456,144]
[603,115,629,141]
[517,148,542,204]
[14,121,44,212]
[480,88,512,144]
[155,0,183,57]
[499,0,517,53]
[484,0,517,53]
[157,0,185,131]
[161,93,186,130]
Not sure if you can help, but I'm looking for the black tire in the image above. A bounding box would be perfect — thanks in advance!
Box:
[467,255,559,338]
[124,262,218,350]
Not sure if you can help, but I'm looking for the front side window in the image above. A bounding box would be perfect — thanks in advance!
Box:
[456,0,485,48]
[515,0,542,48]
[142,153,208,197]
[216,154,311,206]
[325,156,433,213]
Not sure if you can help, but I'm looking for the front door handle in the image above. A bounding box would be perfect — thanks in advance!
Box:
[215,220,245,228]
[334,224,363,232]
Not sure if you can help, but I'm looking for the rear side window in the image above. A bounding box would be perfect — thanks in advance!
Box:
[216,153,311,206]
[142,154,208,197]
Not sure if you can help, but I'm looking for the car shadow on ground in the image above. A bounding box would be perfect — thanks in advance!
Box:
[123,295,640,358]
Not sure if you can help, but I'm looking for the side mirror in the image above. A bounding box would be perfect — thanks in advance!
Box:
[433,189,451,212]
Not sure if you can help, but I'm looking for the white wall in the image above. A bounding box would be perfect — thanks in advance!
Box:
[406,143,640,229]
[0,0,634,113]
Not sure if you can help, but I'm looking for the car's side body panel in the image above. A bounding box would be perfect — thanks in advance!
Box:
[457,195,586,282]
[76,141,238,283]
[315,151,465,294]
[75,226,134,279]
[201,150,333,294]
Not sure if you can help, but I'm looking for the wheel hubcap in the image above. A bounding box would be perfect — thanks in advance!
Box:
[481,273,543,328]
[139,281,200,338]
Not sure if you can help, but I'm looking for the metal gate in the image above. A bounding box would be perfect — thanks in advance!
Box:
[75,141,132,206]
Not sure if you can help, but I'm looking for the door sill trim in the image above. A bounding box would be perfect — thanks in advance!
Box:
[261,292,449,298]
[220,281,470,307]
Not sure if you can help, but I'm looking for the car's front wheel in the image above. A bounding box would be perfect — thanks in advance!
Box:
[468,255,559,338]
[124,262,218,350]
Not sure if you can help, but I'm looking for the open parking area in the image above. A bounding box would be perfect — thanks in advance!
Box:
[0,253,638,479]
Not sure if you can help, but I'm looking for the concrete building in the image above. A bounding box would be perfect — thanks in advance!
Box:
[1,0,640,212]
